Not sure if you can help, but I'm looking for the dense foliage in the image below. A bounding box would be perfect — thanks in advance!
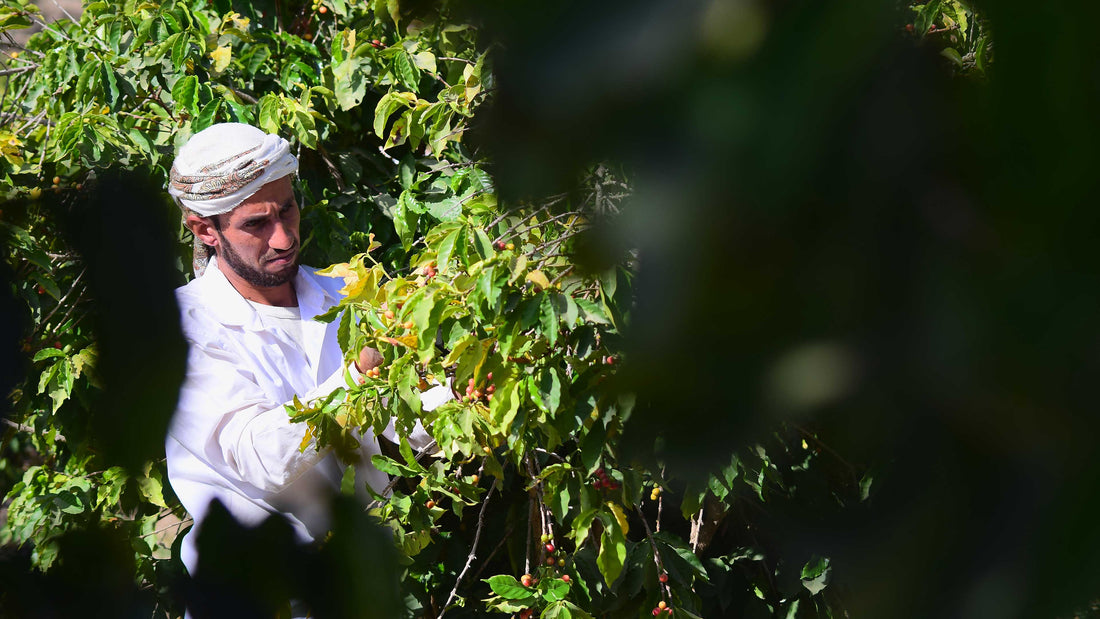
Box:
[15,1,1095,619]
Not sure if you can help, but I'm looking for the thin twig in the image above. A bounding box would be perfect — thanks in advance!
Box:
[49,0,80,24]
[227,86,259,105]
[493,203,553,245]
[34,269,85,336]
[636,502,671,599]
[548,266,575,289]
[437,480,496,618]
[0,65,36,77]
[2,418,66,442]
[437,56,474,64]
[509,210,583,238]
[138,517,193,539]
[468,522,515,583]
[365,440,439,509]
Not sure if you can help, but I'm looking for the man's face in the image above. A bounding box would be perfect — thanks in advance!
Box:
[212,177,301,288]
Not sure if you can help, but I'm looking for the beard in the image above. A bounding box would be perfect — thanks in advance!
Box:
[217,236,300,288]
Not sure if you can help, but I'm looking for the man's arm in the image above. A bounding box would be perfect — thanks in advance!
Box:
[171,341,379,493]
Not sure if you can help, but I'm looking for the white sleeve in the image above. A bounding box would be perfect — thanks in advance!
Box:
[170,339,361,494]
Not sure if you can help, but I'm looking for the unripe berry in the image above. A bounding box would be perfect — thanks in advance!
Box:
[506,243,515,250]
[658,601,667,610]
[546,557,555,565]
[383,310,394,320]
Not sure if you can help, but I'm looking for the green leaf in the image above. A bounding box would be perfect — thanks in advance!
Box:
[572,508,598,547]
[542,601,572,619]
[654,531,708,579]
[333,57,368,110]
[539,293,559,347]
[915,0,943,38]
[32,348,65,362]
[171,75,199,116]
[193,98,222,132]
[54,491,85,515]
[596,523,626,586]
[257,94,282,134]
[800,555,831,595]
[543,577,569,602]
[138,463,169,508]
[373,91,416,138]
[485,575,535,601]
[394,51,420,90]
[340,465,356,495]
[100,61,119,108]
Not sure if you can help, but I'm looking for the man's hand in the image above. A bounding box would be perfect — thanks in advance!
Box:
[355,346,383,373]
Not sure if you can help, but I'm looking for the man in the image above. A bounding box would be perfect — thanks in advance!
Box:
[165,123,442,577]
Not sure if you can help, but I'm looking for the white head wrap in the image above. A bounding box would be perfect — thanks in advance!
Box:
[168,123,298,217]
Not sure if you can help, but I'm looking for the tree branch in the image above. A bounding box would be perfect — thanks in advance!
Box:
[437,480,496,618]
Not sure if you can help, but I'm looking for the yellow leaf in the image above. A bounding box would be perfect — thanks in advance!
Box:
[299,425,314,452]
[381,334,419,348]
[526,269,551,290]
[210,46,231,73]
[607,502,629,536]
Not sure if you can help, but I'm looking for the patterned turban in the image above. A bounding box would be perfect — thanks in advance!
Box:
[168,123,298,217]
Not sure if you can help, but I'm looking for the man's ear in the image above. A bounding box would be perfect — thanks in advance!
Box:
[185,213,220,249]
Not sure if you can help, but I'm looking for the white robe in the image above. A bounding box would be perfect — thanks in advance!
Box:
[166,258,440,574]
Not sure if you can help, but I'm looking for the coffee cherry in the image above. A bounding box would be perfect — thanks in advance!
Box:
[53,341,62,349]
[546,557,555,565]
[658,601,667,610]
[371,39,382,47]
[652,609,660,616]
[487,372,493,380]
[521,574,533,587]
[545,543,555,553]
[540,533,550,543]
[659,573,668,583]
[506,243,515,250]
[494,240,505,250]
[425,499,435,509]
[403,321,415,330]
[593,479,603,490]
[318,5,327,13]
[383,310,395,320]
[561,574,570,582]
[469,474,479,484]
[52,176,60,185]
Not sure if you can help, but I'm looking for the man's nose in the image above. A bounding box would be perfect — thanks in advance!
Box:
[270,221,295,251]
